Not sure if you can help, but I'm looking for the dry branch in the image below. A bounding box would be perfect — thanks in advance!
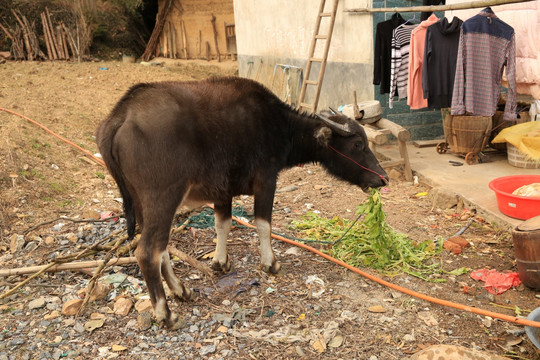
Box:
[168,245,214,278]
[0,257,137,277]
[210,14,220,62]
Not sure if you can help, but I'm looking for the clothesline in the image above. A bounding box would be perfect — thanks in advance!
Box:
[345,0,534,14]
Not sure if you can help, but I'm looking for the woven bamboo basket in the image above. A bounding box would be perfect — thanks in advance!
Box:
[490,111,531,151]
[443,114,492,154]
[508,144,540,169]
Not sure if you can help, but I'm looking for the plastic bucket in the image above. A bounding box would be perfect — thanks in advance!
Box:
[488,175,540,220]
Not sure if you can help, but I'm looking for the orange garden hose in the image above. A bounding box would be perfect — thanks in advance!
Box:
[2,106,540,329]
[0,106,105,166]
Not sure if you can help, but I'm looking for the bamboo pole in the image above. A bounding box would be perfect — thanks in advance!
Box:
[60,25,69,60]
[346,0,534,13]
[56,25,65,59]
[0,257,137,277]
[46,7,60,59]
[42,11,57,60]
[62,22,76,59]
[11,10,32,61]
[40,13,52,60]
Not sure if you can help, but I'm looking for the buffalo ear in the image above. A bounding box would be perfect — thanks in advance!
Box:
[314,126,332,146]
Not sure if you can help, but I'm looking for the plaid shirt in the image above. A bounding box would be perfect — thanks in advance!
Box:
[451,8,517,121]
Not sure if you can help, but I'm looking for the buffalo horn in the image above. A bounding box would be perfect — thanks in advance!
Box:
[316,113,353,136]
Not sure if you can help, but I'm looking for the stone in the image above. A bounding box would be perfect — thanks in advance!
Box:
[28,297,46,310]
[137,312,152,330]
[428,187,459,209]
[113,297,133,316]
[44,310,60,320]
[61,299,83,316]
[88,282,112,302]
[44,236,55,245]
[10,234,25,253]
[199,345,216,356]
[134,299,153,313]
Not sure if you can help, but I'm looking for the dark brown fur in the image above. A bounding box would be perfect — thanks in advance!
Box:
[96,77,388,328]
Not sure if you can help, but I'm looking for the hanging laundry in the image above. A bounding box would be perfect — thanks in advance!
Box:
[407,14,439,110]
[422,17,462,109]
[389,22,418,108]
[374,13,406,95]
[451,7,517,121]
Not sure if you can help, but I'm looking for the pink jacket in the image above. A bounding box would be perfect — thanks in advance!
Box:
[407,14,439,109]
[495,1,540,100]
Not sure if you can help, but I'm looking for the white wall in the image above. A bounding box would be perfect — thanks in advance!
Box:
[233,0,376,109]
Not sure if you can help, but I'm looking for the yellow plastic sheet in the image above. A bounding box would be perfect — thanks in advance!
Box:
[492,121,540,160]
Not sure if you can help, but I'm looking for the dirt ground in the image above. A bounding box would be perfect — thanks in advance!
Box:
[0,59,539,360]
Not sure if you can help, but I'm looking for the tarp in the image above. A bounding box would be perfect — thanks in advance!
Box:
[492,121,540,160]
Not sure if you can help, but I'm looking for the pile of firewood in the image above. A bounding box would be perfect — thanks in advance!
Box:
[0,7,89,62]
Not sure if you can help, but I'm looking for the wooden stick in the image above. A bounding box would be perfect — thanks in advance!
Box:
[345,0,534,13]
[181,20,188,59]
[171,22,177,59]
[43,11,57,60]
[198,29,201,58]
[62,22,76,59]
[0,263,56,299]
[0,257,137,277]
[142,0,173,61]
[56,25,65,59]
[60,24,69,60]
[11,10,32,61]
[168,245,213,278]
[210,14,220,62]
[46,7,60,59]
[41,13,52,60]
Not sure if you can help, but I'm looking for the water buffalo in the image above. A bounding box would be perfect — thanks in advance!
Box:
[96,77,388,328]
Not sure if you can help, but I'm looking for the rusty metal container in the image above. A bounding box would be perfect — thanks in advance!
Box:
[512,216,540,289]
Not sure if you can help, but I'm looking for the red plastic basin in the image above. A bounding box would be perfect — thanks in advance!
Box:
[488,175,540,220]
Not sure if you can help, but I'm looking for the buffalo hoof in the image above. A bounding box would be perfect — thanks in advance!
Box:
[171,284,196,302]
[261,260,281,274]
[211,254,232,273]
[166,313,187,330]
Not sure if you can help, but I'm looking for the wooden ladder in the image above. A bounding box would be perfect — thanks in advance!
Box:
[297,0,339,114]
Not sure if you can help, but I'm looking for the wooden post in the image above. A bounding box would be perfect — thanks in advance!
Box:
[198,30,201,59]
[170,22,177,58]
[46,8,61,60]
[205,41,210,61]
[181,20,188,59]
[210,14,220,62]
[40,13,52,60]
[11,10,33,61]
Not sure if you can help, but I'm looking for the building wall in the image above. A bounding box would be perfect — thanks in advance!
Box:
[234,0,375,109]
[159,0,235,60]
[234,0,444,140]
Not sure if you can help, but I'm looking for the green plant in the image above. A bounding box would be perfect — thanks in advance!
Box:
[293,189,444,281]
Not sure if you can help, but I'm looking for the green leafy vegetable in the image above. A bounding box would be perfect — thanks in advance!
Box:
[292,189,445,281]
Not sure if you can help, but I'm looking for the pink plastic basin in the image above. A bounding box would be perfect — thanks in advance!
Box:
[488,175,540,220]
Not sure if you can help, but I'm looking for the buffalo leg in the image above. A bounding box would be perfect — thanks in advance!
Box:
[211,200,232,272]
[134,203,186,329]
[254,190,280,274]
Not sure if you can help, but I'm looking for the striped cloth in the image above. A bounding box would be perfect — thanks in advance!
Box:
[451,8,517,121]
[389,23,418,108]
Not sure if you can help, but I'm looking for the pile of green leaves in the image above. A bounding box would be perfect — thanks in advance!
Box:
[292,189,448,281]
